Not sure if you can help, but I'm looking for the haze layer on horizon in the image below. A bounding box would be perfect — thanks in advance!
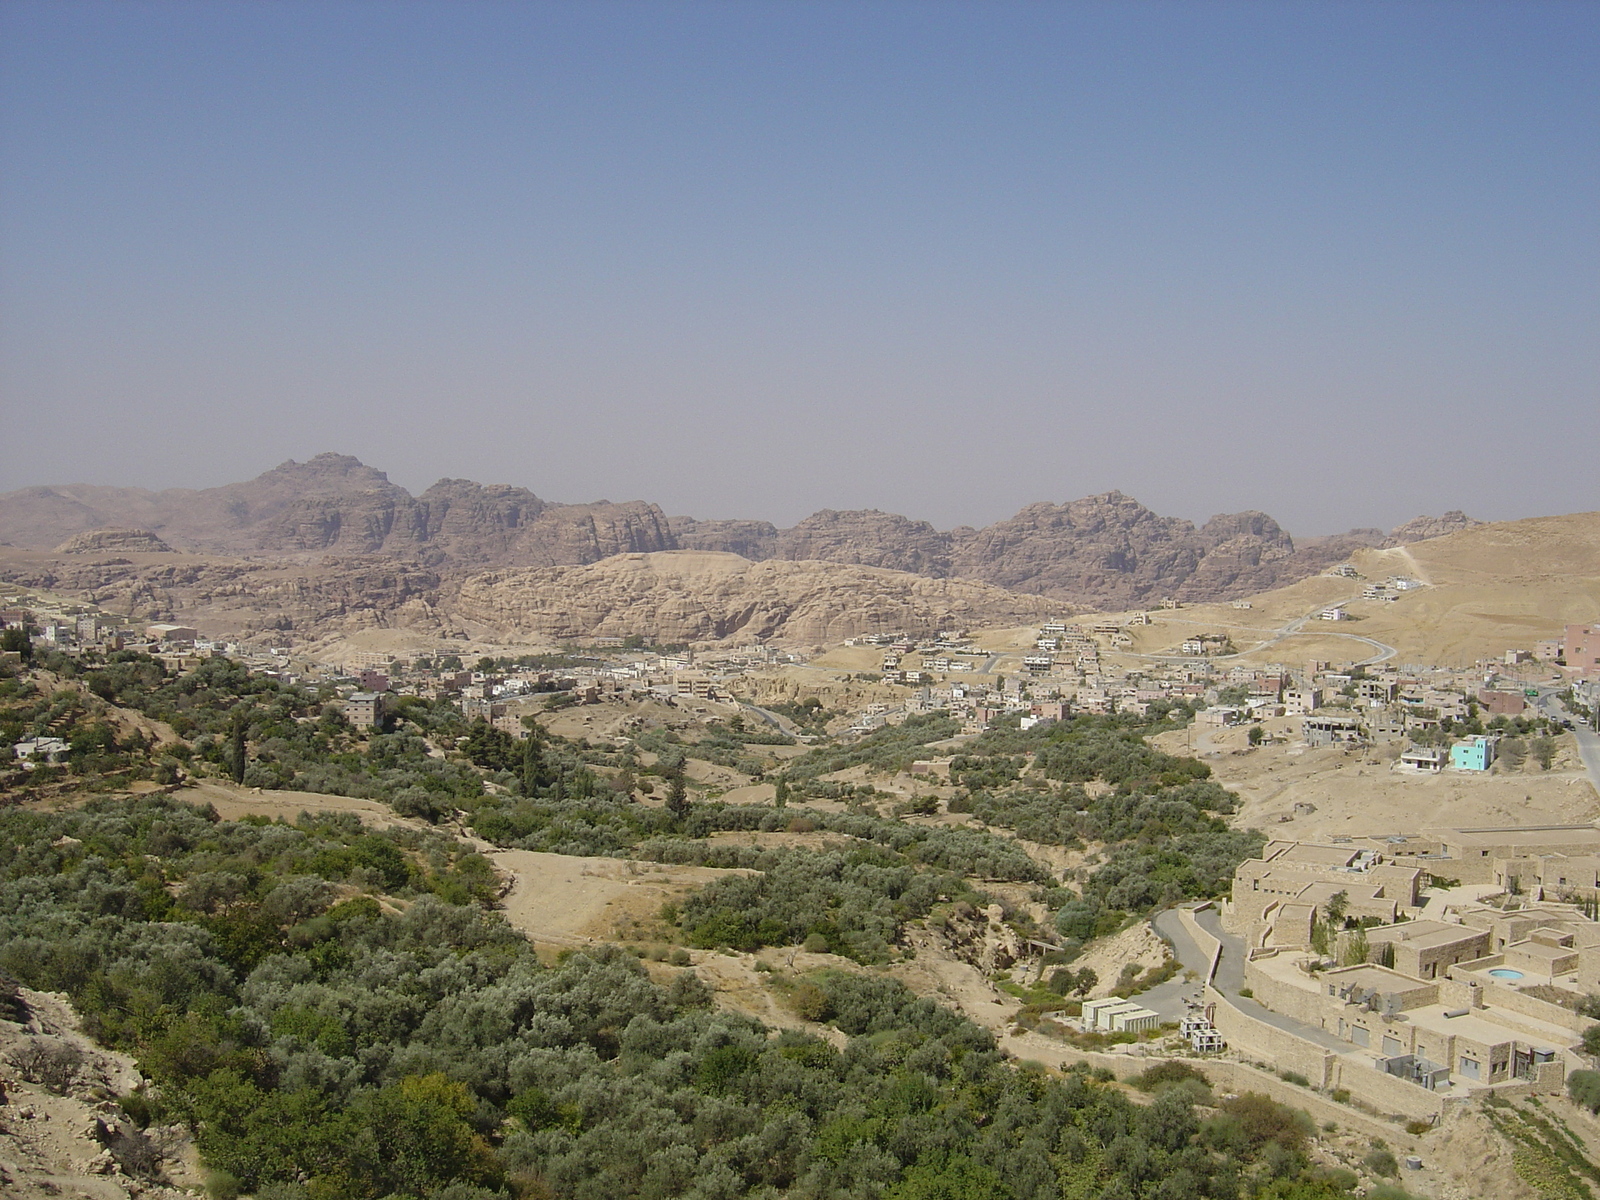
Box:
[1,1,1595,536]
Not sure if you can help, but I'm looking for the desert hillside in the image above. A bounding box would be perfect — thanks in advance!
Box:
[450,550,1065,645]
[1106,511,1600,668]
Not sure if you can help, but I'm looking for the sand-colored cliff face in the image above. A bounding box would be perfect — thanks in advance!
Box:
[452,551,1064,645]
[1,455,674,569]
[52,528,174,554]
[0,550,445,637]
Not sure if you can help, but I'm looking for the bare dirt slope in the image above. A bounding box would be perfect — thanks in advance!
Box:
[1153,720,1600,839]
[1106,511,1600,667]
[490,850,749,949]
[0,987,204,1200]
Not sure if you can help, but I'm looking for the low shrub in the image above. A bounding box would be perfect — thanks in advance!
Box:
[1363,1146,1400,1177]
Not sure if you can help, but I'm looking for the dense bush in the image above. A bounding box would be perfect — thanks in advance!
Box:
[0,796,1354,1200]
[783,712,961,781]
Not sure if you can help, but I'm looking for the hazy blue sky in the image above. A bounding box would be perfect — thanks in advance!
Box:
[2,1,1595,534]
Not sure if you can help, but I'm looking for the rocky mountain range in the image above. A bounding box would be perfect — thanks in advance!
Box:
[0,453,1481,612]
[2,454,674,569]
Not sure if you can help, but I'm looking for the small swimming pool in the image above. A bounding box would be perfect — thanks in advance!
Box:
[1488,968,1525,980]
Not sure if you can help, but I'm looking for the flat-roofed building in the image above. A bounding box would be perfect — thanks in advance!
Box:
[1450,735,1500,771]
[1303,712,1363,746]
[1364,920,1491,980]
[1230,841,1422,936]
[1427,825,1600,883]
[1399,746,1446,773]
[1081,998,1161,1033]
[343,691,390,730]
[1564,624,1600,676]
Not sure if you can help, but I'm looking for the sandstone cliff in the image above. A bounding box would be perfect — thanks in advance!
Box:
[1390,510,1483,543]
[0,550,444,637]
[53,528,174,554]
[774,509,954,577]
[669,517,780,559]
[0,454,1483,610]
[451,551,1062,645]
[0,455,671,569]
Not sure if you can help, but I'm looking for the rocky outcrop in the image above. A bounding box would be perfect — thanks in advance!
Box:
[673,497,1300,605]
[774,510,954,577]
[0,553,444,638]
[507,501,676,568]
[1391,510,1482,543]
[414,478,548,564]
[948,493,1206,607]
[0,454,1494,610]
[451,551,1061,645]
[0,455,673,571]
[53,528,173,554]
[1172,511,1297,601]
[670,517,780,560]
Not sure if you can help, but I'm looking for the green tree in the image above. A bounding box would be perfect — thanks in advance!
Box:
[1310,917,1332,958]
[521,732,546,797]
[0,625,34,662]
[1341,927,1370,967]
[1581,1024,1600,1059]
[228,708,248,784]
[774,774,789,808]
[665,754,690,823]
[1568,1069,1600,1112]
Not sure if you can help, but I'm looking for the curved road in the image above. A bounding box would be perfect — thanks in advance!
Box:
[1530,688,1600,795]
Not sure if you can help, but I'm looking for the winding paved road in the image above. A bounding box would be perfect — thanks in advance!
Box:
[1531,688,1600,795]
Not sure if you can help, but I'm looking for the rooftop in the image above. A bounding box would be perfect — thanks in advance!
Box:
[1323,963,1433,995]
[1442,825,1600,849]
[1277,844,1363,867]
[1366,921,1485,951]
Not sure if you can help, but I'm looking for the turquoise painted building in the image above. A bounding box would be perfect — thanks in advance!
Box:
[1450,735,1499,771]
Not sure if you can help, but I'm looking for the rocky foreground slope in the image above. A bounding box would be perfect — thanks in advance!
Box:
[0,453,1482,609]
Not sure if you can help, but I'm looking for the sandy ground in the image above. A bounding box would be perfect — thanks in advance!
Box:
[1106,516,1600,669]
[490,849,750,949]
[1153,721,1600,839]
[1065,923,1176,998]
[171,779,422,827]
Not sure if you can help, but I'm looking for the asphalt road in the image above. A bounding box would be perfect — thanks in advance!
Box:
[1531,689,1600,794]
[1143,907,1217,1021]
[1186,906,1352,1053]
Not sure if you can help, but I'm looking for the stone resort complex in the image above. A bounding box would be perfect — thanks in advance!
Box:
[1208,826,1600,1118]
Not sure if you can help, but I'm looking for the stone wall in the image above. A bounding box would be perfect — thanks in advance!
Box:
[1462,979,1592,1037]
[1241,956,1325,1026]
[1003,1031,1423,1149]
[1206,987,1338,1088]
